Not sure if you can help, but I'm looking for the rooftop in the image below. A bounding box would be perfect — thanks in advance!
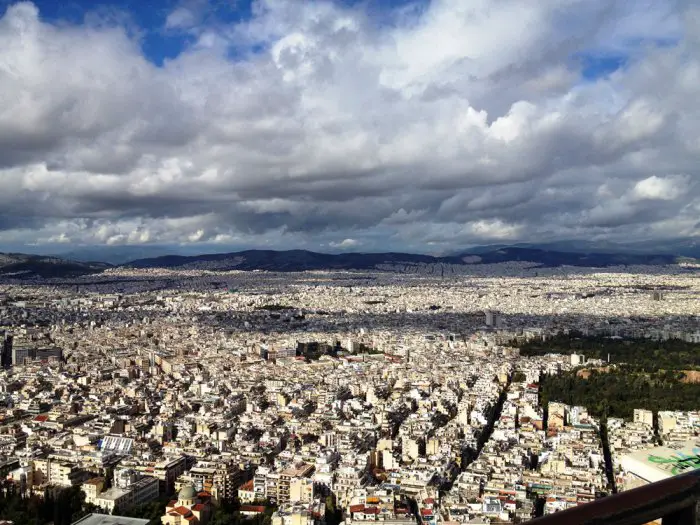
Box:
[71,513,150,525]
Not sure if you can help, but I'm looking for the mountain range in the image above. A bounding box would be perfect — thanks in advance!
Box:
[33,237,699,264]
[0,241,697,279]
[124,247,686,272]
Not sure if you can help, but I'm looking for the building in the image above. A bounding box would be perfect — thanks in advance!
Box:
[1,331,12,368]
[238,479,256,504]
[620,440,700,490]
[11,345,29,366]
[11,345,63,366]
[72,514,150,525]
[83,470,159,514]
[290,477,314,504]
[33,458,84,487]
[137,457,187,494]
[633,409,654,427]
[335,467,370,506]
[402,438,421,460]
[162,483,212,525]
[153,422,174,444]
[484,311,503,329]
[345,488,415,525]
[82,478,106,506]
[253,464,315,505]
[272,501,325,525]
[278,464,315,504]
[177,460,242,503]
[570,354,585,366]
[100,436,134,456]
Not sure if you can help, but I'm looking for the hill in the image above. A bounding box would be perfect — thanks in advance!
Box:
[124,249,451,271]
[0,253,110,279]
[456,247,680,267]
[462,237,700,259]
[125,247,686,272]
[0,245,692,278]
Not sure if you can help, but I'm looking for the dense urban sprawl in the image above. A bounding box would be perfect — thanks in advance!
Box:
[0,263,698,524]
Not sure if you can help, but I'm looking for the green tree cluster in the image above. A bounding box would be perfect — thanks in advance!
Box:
[512,371,527,382]
[540,366,700,419]
[121,496,171,523]
[515,333,700,371]
[0,484,91,525]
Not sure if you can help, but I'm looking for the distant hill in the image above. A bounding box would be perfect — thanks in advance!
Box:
[455,247,680,267]
[461,238,700,259]
[125,247,687,272]
[51,245,178,265]
[124,249,452,272]
[47,237,700,264]
[0,243,693,279]
[0,253,110,279]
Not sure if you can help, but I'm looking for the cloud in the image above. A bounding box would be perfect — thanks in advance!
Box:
[0,0,698,252]
[631,175,688,201]
[164,0,229,33]
[166,7,200,30]
[330,238,361,249]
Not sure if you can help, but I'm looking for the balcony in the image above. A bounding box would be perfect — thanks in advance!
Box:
[528,470,700,525]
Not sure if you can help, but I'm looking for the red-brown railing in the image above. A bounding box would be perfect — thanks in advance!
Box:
[527,471,700,525]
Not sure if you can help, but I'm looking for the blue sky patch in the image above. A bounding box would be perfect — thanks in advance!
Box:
[573,51,628,81]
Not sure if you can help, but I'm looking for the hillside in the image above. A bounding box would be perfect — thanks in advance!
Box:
[124,249,451,271]
[0,253,110,279]
[0,245,691,278]
[125,247,685,272]
[463,238,700,259]
[458,247,679,267]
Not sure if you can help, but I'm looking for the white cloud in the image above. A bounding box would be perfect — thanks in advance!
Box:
[631,175,688,201]
[330,238,361,249]
[166,7,199,30]
[468,220,524,240]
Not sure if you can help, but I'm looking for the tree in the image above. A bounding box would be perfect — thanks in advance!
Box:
[325,494,343,525]
[302,400,317,416]
[336,386,352,402]
[512,371,527,383]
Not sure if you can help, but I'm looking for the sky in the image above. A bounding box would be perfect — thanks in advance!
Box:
[0,0,698,255]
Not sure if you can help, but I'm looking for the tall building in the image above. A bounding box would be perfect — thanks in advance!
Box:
[1,331,12,368]
[177,460,241,503]
[485,311,503,328]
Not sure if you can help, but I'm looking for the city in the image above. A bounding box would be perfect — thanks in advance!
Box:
[0,260,697,524]
[1,0,700,522]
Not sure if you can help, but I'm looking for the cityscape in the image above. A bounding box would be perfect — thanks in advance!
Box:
[1,0,700,523]
[0,257,698,524]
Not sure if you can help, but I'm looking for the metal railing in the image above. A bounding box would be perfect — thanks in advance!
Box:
[527,471,700,525]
